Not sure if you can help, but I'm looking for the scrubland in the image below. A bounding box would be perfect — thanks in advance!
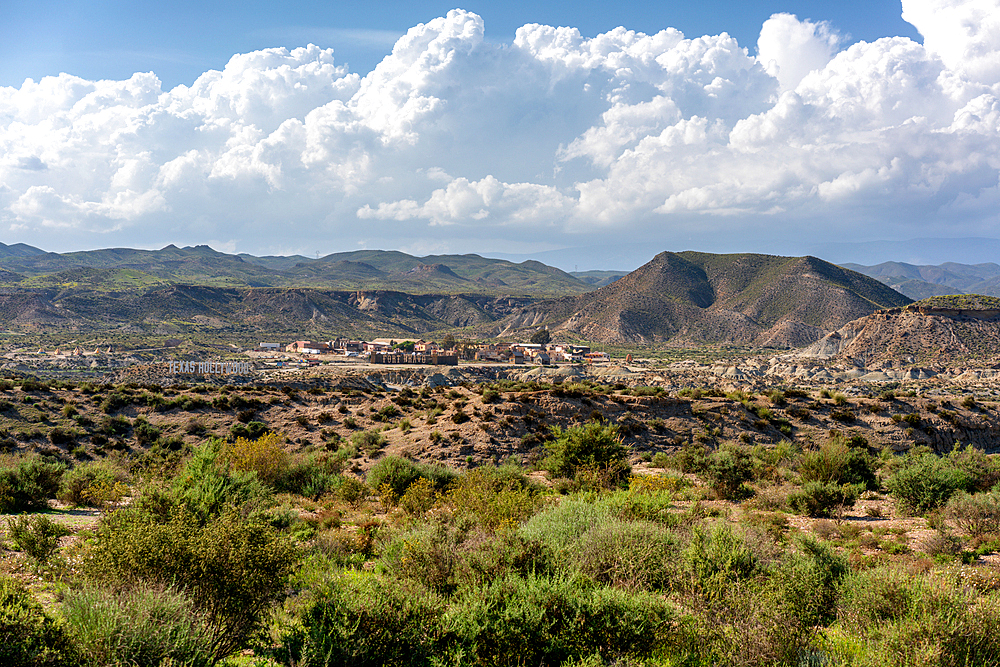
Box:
[0,377,998,666]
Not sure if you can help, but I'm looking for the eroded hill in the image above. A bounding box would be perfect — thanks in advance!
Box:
[493,252,911,347]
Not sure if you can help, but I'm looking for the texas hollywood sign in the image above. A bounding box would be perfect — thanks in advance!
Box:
[168,361,253,375]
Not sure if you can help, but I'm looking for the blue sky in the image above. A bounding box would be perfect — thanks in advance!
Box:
[1,1,920,90]
[2,0,999,269]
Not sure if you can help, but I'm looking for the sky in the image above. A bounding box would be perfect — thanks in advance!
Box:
[1,0,999,269]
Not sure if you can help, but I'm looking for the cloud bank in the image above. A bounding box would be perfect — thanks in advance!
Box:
[1,0,999,259]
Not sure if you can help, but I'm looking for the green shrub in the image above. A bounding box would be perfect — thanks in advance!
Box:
[58,461,129,507]
[787,481,863,517]
[945,490,1000,537]
[380,521,463,594]
[543,422,629,484]
[99,393,130,413]
[837,566,921,632]
[229,420,268,441]
[774,537,847,627]
[829,569,1000,666]
[166,440,275,520]
[444,573,681,667]
[6,515,71,563]
[98,415,130,437]
[948,443,1000,491]
[47,427,76,446]
[337,477,369,505]
[367,455,455,498]
[278,452,346,499]
[374,404,400,422]
[886,453,973,514]
[277,570,445,667]
[671,440,711,474]
[704,443,755,499]
[351,430,387,456]
[650,452,671,468]
[572,518,680,591]
[61,584,213,667]
[446,465,540,530]
[132,417,161,446]
[0,456,66,512]
[684,524,759,599]
[84,507,299,662]
[799,438,878,490]
[0,576,74,666]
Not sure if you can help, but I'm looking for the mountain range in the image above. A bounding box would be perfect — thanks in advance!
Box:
[842,261,1000,300]
[0,244,915,347]
[0,244,589,297]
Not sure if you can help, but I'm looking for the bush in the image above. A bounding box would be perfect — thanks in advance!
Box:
[57,461,128,507]
[0,456,66,512]
[276,571,445,667]
[98,415,130,437]
[787,481,863,517]
[6,515,71,563]
[543,423,629,484]
[774,537,847,627]
[572,519,679,591]
[886,453,973,514]
[229,420,268,441]
[830,568,1000,666]
[47,427,76,446]
[374,404,400,422]
[447,465,540,530]
[704,444,754,499]
[99,393,130,413]
[945,491,1000,537]
[0,576,74,666]
[366,456,421,497]
[683,524,759,599]
[520,499,613,558]
[351,430,387,456]
[219,432,288,486]
[132,417,161,446]
[948,443,1000,491]
[399,478,437,516]
[166,440,275,520]
[444,573,680,667]
[799,438,877,490]
[61,584,213,667]
[84,507,299,662]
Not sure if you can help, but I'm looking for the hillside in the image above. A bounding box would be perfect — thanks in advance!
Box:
[0,245,592,298]
[796,294,1000,366]
[0,284,537,339]
[493,251,911,347]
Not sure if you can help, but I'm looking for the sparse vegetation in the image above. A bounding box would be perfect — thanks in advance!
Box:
[0,368,994,666]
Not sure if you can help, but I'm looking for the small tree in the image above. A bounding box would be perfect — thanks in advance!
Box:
[530,328,551,345]
[543,423,629,486]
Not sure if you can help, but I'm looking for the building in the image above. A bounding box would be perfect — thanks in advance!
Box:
[331,338,364,354]
[285,341,331,354]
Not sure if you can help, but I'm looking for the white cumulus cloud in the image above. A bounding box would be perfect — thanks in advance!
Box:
[0,3,999,257]
[757,13,844,91]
